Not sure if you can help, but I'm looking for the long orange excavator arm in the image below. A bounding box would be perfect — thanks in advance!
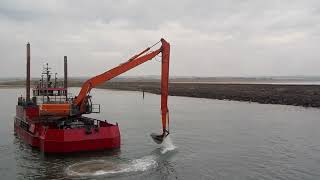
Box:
[74,38,170,135]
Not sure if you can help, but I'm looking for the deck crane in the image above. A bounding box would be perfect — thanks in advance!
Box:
[72,38,171,143]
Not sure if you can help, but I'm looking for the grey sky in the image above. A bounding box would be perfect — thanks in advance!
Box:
[0,0,319,78]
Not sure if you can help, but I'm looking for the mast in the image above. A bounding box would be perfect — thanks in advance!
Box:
[26,43,31,103]
[64,56,68,99]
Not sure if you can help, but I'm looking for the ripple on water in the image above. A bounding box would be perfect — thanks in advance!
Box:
[66,136,177,177]
[66,155,157,176]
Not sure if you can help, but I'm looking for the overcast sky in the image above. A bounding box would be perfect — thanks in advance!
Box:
[1,0,319,78]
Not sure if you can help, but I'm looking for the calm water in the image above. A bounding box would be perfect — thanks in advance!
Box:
[1,88,320,180]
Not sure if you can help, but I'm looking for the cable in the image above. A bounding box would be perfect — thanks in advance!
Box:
[150,40,161,49]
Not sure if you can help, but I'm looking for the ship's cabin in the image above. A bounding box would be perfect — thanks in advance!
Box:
[33,87,68,104]
[32,63,72,105]
[30,64,72,116]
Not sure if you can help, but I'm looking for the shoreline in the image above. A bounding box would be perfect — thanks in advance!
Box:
[1,81,320,108]
[97,82,320,108]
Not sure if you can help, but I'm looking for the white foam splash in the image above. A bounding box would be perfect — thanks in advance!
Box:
[122,155,157,172]
[66,136,177,177]
[66,155,157,176]
[161,135,177,154]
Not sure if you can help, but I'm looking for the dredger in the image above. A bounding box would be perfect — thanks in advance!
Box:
[14,39,170,153]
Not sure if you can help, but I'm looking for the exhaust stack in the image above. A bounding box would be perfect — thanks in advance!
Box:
[26,43,31,102]
[64,56,68,98]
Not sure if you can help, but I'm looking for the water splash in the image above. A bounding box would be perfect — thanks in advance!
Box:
[66,155,157,176]
[161,135,177,154]
[66,136,177,176]
[124,155,157,172]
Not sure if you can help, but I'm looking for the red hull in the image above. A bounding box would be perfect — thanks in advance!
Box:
[14,116,121,153]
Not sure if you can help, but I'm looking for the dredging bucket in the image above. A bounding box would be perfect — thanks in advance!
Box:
[150,130,169,144]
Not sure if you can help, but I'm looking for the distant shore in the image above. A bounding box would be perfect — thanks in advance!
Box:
[1,80,320,107]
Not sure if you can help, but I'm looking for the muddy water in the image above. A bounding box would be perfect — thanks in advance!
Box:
[1,88,320,180]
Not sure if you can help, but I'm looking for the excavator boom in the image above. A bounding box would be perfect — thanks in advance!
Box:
[74,48,161,106]
[73,39,170,143]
